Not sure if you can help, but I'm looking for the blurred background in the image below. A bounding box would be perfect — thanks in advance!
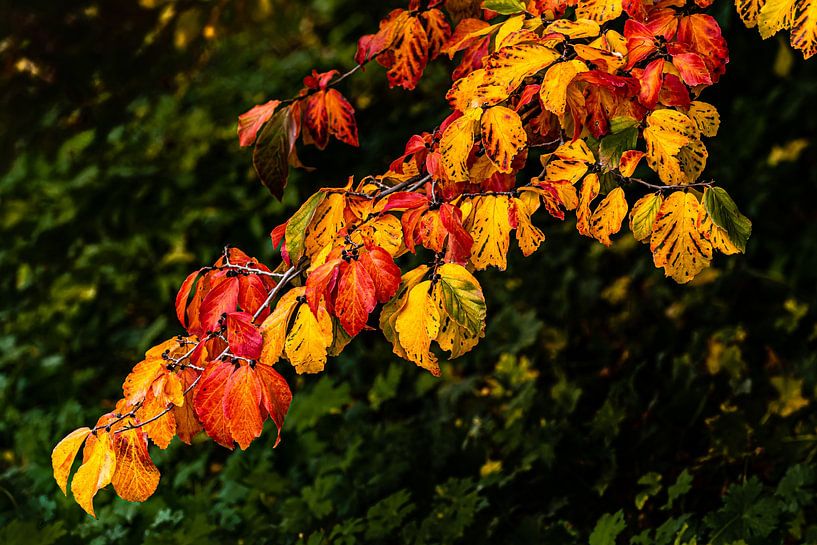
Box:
[1,1,817,543]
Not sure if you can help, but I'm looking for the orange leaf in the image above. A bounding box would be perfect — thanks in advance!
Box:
[325,89,359,147]
[385,14,430,90]
[173,366,203,444]
[223,364,264,450]
[52,427,91,495]
[237,100,280,147]
[111,425,160,502]
[194,360,235,449]
[255,364,292,447]
[359,246,401,303]
[136,381,177,449]
[71,431,116,517]
[335,259,377,337]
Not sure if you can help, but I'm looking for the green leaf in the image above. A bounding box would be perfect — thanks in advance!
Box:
[703,187,752,252]
[664,469,693,510]
[252,106,292,200]
[589,510,626,545]
[775,464,815,513]
[599,126,638,171]
[704,477,779,545]
[285,190,327,264]
[436,263,487,336]
[635,472,663,510]
[482,0,527,15]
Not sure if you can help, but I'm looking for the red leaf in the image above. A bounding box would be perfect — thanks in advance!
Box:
[193,361,235,449]
[305,259,341,317]
[175,268,202,329]
[383,191,429,212]
[440,203,474,264]
[676,13,728,82]
[255,364,292,447]
[173,366,203,444]
[359,246,401,303]
[335,259,376,336]
[669,46,712,86]
[237,100,280,147]
[199,276,240,334]
[238,274,271,320]
[305,92,330,149]
[226,312,263,359]
[222,364,264,450]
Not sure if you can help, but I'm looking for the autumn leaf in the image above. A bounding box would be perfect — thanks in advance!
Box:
[304,192,347,260]
[254,363,292,447]
[576,0,623,23]
[194,360,236,449]
[480,106,526,173]
[650,191,713,283]
[469,195,512,270]
[111,425,160,502]
[512,193,545,256]
[284,302,334,374]
[478,43,560,105]
[259,288,301,366]
[335,259,377,337]
[226,312,263,360]
[435,263,486,336]
[703,186,752,252]
[199,276,239,335]
[644,109,707,186]
[52,427,91,495]
[576,173,600,237]
[540,60,589,115]
[440,109,481,182]
[359,246,401,303]
[238,100,280,147]
[223,364,264,450]
[71,431,116,517]
[688,101,720,137]
[253,107,294,200]
[386,13,431,90]
[589,187,628,246]
[286,191,327,264]
[305,89,359,149]
[394,280,441,376]
[629,193,663,243]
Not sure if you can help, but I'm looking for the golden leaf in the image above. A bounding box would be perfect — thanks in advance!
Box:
[394,280,441,376]
[259,287,302,366]
[540,60,589,115]
[284,302,334,374]
[649,191,713,283]
[688,101,720,137]
[480,106,527,173]
[576,173,600,236]
[440,108,481,182]
[644,109,707,186]
[52,427,91,495]
[469,195,512,270]
[589,187,628,246]
[71,431,117,517]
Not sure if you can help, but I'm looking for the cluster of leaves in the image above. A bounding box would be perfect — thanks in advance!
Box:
[48,0,815,519]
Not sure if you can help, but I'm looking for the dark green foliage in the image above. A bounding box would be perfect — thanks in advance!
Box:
[2,1,817,544]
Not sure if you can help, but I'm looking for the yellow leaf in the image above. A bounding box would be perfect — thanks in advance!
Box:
[111,425,160,502]
[629,193,663,243]
[701,216,742,255]
[480,106,527,173]
[513,195,545,256]
[544,18,601,39]
[540,60,589,115]
[259,287,302,366]
[284,302,334,374]
[736,0,765,28]
[447,68,487,111]
[649,192,713,284]
[478,43,560,106]
[394,281,441,375]
[469,195,512,270]
[380,265,429,361]
[644,109,706,186]
[432,281,484,360]
[791,0,817,58]
[52,427,91,495]
[496,14,525,49]
[440,109,481,182]
[304,193,346,260]
[688,101,720,137]
[769,376,810,416]
[575,0,623,23]
[350,213,404,256]
[589,187,628,246]
[576,173,600,236]
[758,0,796,39]
[71,431,117,517]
